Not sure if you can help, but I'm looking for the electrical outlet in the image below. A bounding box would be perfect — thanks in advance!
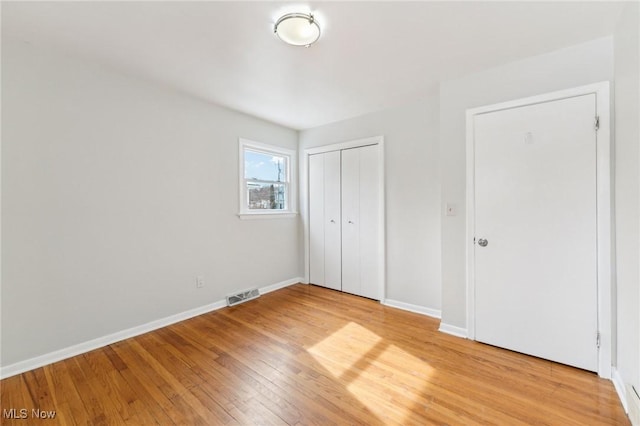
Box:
[196,276,204,288]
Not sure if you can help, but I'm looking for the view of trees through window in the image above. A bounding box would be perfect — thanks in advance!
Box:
[244,149,287,210]
[247,182,285,209]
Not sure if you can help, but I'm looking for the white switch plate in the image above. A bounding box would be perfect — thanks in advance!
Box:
[196,276,204,288]
[446,203,457,216]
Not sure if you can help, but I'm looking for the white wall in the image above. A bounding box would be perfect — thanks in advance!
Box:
[3,24,635,406]
[1,39,300,367]
[299,97,442,314]
[439,37,614,329]
[614,1,640,393]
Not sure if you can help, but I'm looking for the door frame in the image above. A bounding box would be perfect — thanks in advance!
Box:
[465,82,611,378]
[302,136,386,302]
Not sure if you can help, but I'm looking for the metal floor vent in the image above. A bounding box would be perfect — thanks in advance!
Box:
[226,288,260,306]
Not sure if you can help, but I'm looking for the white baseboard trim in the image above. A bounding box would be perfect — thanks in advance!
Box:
[382,299,441,319]
[438,322,468,338]
[0,277,302,380]
[628,385,640,426]
[260,277,303,294]
[0,300,224,380]
[612,367,628,413]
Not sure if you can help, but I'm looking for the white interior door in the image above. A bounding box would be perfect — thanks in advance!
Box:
[324,151,342,290]
[341,145,380,300]
[309,154,325,286]
[357,145,380,299]
[341,148,360,296]
[309,152,341,291]
[474,94,598,372]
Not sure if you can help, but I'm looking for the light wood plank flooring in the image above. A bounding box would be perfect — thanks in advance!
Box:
[0,284,629,425]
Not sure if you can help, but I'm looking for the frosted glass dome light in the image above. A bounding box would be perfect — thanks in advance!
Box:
[274,13,321,47]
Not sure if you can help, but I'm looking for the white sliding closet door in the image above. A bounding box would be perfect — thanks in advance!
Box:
[341,145,380,300]
[309,151,341,290]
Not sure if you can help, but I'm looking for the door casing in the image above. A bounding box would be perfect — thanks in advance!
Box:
[465,82,611,378]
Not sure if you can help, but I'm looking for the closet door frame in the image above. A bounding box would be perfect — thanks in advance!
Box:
[302,136,386,302]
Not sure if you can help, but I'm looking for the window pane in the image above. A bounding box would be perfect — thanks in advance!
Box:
[247,182,286,210]
[245,150,287,182]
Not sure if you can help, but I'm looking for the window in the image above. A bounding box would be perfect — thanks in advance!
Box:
[238,139,296,219]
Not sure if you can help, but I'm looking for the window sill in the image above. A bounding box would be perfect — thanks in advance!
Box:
[237,212,298,220]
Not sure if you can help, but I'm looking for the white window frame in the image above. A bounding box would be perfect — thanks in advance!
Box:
[238,138,297,220]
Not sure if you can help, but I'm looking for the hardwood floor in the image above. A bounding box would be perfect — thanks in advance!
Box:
[1,284,629,425]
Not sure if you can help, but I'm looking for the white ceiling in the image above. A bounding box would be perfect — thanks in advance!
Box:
[2,1,625,130]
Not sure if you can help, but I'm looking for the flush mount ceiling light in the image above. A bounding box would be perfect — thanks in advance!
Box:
[274,12,321,47]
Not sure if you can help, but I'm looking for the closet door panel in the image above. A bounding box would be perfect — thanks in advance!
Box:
[323,151,342,290]
[341,148,361,296]
[310,144,381,299]
[308,154,325,286]
[358,145,380,299]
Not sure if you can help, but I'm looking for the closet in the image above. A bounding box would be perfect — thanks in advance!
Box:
[308,143,382,300]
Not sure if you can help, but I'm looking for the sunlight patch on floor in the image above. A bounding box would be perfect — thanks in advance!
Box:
[307,322,382,377]
[346,344,435,421]
[307,322,435,422]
